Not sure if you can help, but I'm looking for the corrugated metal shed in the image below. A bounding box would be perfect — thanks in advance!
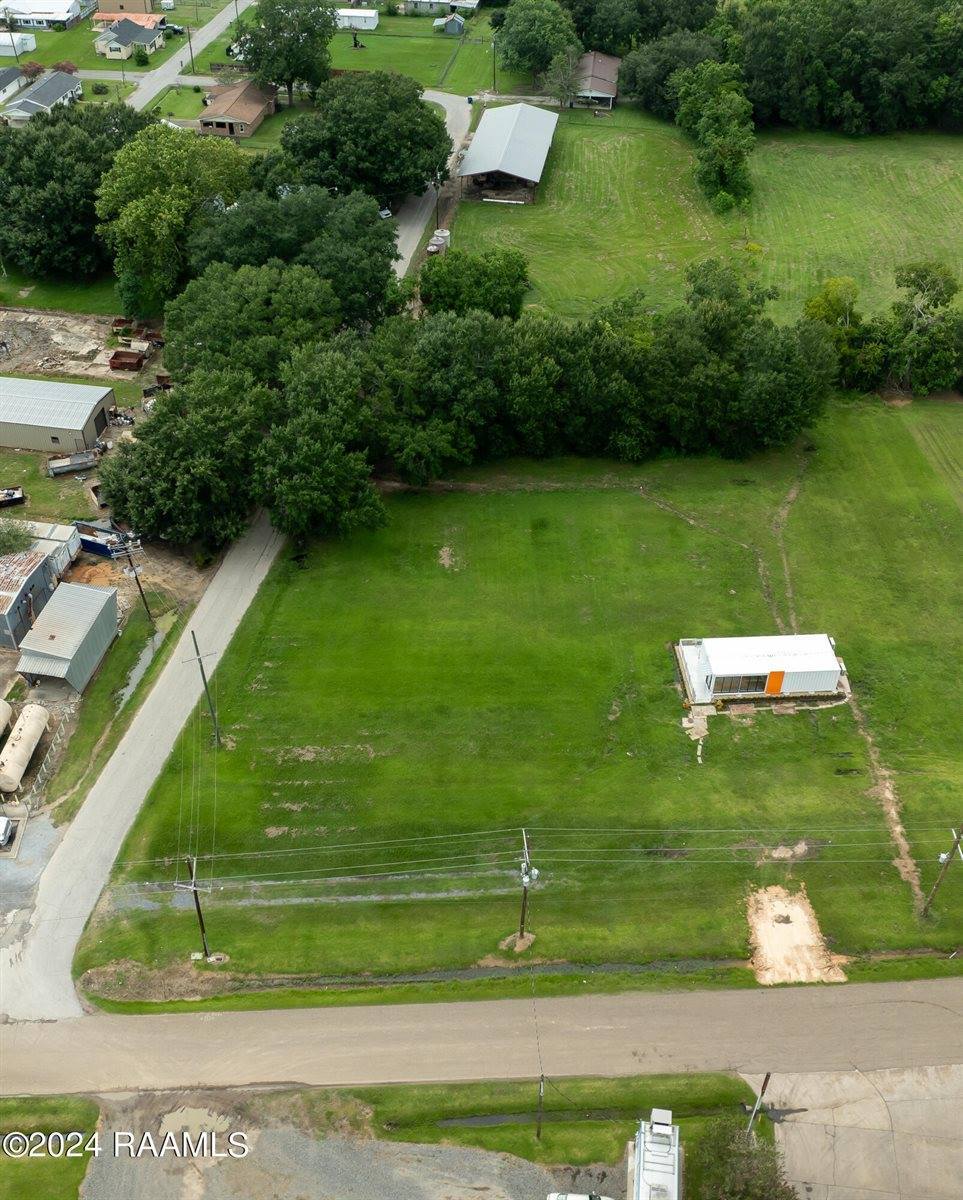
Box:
[0,549,50,616]
[17,583,118,693]
[459,103,559,184]
[0,377,113,432]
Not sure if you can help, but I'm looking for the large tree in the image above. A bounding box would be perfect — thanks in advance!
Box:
[671,60,755,208]
[618,30,719,119]
[498,0,581,76]
[0,104,150,280]
[539,44,583,108]
[164,261,341,385]
[96,124,250,314]
[419,247,530,319]
[187,186,398,323]
[278,73,451,206]
[238,0,338,107]
[692,1117,797,1200]
[99,371,274,547]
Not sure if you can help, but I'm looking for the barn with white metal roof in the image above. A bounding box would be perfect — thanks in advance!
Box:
[0,377,113,452]
[677,634,844,704]
[458,103,559,194]
[17,583,118,693]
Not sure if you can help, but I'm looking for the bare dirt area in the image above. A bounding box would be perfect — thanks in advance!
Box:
[82,1089,561,1200]
[66,542,214,610]
[0,309,161,386]
[748,884,847,985]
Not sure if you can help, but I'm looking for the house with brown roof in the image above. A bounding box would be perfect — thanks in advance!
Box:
[199,79,276,138]
[575,50,621,108]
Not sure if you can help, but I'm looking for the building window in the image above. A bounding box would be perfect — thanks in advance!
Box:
[712,674,767,695]
[94,408,108,435]
[50,435,60,445]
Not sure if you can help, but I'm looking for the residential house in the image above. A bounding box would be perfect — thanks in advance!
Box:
[0,65,26,104]
[0,0,93,29]
[199,78,275,138]
[407,0,477,12]
[94,15,164,57]
[1,70,82,126]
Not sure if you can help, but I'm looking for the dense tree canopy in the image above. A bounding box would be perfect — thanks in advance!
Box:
[0,104,150,280]
[671,61,755,208]
[187,186,399,323]
[238,0,338,106]
[618,30,719,119]
[498,0,581,76]
[275,73,451,206]
[96,125,251,314]
[419,248,530,319]
[164,261,341,385]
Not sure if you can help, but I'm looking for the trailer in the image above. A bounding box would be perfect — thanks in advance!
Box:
[47,451,99,477]
[73,518,139,558]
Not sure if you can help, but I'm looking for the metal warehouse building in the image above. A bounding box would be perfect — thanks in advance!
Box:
[677,634,843,704]
[0,377,113,452]
[458,102,559,195]
[17,583,118,693]
[0,549,59,649]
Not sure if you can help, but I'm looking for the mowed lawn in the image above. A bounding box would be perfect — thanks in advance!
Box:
[453,108,963,321]
[77,398,962,990]
[0,1097,99,1200]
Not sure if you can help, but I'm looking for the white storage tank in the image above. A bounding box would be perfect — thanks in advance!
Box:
[0,703,49,793]
[0,700,12,737]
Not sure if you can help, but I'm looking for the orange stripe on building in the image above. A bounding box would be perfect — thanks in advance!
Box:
[764,671,785,695]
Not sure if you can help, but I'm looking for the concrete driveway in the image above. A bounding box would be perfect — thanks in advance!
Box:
[744,1066,963,1200]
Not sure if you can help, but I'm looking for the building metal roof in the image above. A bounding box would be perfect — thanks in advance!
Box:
[699,634,839,676]
[0,376,112,432]
[0,0,79,20]
[459,103,559,184]
[18,582,116,663]
[202,78,275,123]
[0,67,25,92]
[576,50,620,98]
[434,11,463,27]
[0,550,49,616]
[92,11,164,26]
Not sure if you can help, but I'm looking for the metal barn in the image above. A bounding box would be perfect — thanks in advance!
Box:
[17,583,118,693]
[677,634,843,704]
[0,377,113,453]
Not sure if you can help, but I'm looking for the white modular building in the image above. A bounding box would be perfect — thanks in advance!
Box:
[336,7,378,28]
[677,634,843,704]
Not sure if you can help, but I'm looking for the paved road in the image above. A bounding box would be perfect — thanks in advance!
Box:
[2,979,961,1095]
[0,513,283,1022]
[393,90,471,276]
[127,0,257,110]
[745,1065,963,1199]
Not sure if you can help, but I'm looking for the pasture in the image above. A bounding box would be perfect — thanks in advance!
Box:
[77,396,963,1002]
[453,108,963,321]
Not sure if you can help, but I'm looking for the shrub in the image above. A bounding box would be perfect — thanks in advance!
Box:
[92,81,109,95]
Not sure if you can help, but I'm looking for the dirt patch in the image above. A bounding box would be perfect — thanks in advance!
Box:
[264,826,289,838]
[0,309,160,384]
[498,931,536,954]
[80,958,237,1003]
[277,744,376,764]
[847,693,924,909]
[438,545,458,570]
[748,885,847,985]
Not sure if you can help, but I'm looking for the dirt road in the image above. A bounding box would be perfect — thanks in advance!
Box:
[2,979,961,1095]
[0,512,284,1022]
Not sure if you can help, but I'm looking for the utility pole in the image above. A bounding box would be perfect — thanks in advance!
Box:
[535,1074,545,1140]
[491,32,496,93]
[921,826,963,917]
[175,855,211,958]
[120,540,153,625]
[187,630,221,746]
[186,22,196,74]
[518,828,538,940]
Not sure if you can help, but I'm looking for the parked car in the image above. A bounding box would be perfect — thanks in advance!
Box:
[378,207,392,219]
[165,22,185,33]
[0,816,14,848]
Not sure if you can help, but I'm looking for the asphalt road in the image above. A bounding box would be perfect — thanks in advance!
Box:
[0,512,283,1022]
[2,979,961,1096]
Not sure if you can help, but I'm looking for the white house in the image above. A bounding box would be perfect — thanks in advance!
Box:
[0,65,26,103]
[335,7,378,29]
[407,0,478,12]
[1,69,82,125]
[0,0,93,29]
[0,30,37,55]
[94,15,165,57]
[676,634,844,704]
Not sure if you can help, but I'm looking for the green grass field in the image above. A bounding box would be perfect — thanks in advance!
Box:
[76,395,963,1003]
[146,84,207,119]
[0,1097,98,1200]
[26,19,181,72]
[0,268,120,316]
[76,81,135,105]
[453,108,963,321]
